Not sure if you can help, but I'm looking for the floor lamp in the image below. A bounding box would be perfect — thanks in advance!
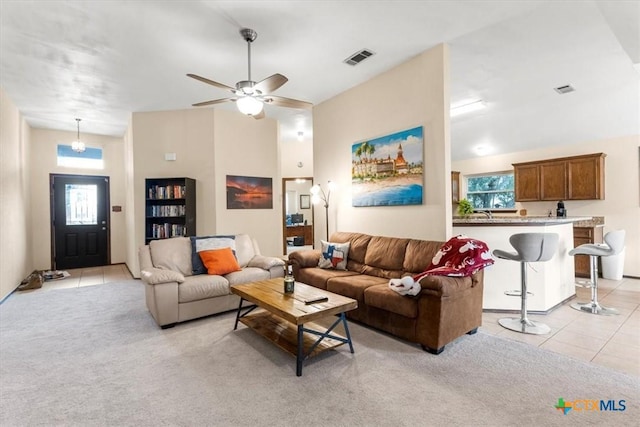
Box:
[310,181,336,240]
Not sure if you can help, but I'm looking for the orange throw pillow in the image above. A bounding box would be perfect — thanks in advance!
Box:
[198,247,241,275]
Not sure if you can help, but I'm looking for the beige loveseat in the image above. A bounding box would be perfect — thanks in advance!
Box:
[139,234,285,328]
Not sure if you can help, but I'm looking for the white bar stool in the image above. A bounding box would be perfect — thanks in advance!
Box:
[492,233,559,335]
[569,230,625,315]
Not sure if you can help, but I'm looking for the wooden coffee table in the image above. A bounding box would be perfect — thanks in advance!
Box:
[231,278,357,376]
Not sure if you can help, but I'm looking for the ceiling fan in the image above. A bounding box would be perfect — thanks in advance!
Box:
[187,28,312,119]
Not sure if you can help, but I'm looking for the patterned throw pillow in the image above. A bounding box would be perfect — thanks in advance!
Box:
[413,235,494,281]
[190,235,236,275]
[318,240,350,271]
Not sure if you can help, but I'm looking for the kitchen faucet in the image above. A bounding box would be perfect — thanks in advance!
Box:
[477,210,493,219]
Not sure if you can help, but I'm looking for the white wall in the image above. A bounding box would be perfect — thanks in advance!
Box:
[126,108,282,277]
[0,87,33,301]
[312,44,451,244]
[28,128,126,270]
[453,135,640,277]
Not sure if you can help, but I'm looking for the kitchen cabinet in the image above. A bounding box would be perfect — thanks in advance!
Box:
[451,171,460,203]
[513,153,605,201]
[514,164,540,201]
[540,161,566,200]
[573,226,604,278]
[567,155,605,200]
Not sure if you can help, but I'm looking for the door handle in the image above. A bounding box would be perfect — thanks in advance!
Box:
[102,227,107,230]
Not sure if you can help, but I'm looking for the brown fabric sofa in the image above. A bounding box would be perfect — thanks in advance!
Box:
[288,231,484,354]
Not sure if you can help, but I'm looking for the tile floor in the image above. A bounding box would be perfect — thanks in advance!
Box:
[36,264,134,291]
[21,265,640,377]
[481,276,640,377]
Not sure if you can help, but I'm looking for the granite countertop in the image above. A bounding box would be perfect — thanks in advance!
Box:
[453,215,594,226]
[571,216,605,227]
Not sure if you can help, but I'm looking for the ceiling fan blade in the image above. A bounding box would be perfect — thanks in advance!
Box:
[192,98,235,107]
[265,95,313,110]
[252,110,266,120]
[254,74,288,94]
[187,74,235,92]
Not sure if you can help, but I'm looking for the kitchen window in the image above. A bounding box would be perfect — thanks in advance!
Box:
[466,172,515,210]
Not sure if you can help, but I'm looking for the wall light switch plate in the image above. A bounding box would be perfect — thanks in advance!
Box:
[165,153,177,161]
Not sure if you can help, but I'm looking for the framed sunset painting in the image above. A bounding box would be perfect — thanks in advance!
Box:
[226,175,273,209]
[352,126,424,207]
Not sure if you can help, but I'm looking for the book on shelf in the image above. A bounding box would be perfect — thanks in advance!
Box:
[147,205,186,217]
[150,223,187,239]
[147,185,187,200]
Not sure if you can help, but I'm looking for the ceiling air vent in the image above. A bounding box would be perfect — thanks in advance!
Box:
[554,84,575,94]
[344,49,375,66]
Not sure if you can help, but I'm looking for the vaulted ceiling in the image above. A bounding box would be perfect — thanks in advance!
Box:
[1,1,638,161]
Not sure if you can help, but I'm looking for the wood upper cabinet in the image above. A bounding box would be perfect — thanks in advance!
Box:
[567,155,605,200]
[540,161,567,200]
[451,171,460,203]
[513,153,605,201]
[514,164,541,201]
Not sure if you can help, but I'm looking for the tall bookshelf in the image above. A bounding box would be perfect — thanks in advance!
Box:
[145,177,196,244]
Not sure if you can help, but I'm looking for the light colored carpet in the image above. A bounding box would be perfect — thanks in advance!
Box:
[1,281,638,426]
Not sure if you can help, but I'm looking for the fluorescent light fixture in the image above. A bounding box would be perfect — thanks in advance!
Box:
[451,100,486,117]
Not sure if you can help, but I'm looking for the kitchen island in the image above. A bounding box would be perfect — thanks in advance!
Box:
[453,216,591,312]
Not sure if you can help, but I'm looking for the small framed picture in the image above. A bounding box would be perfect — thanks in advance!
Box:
[300,194,310,209]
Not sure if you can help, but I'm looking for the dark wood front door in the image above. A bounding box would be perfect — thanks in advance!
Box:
[51,174,110,270]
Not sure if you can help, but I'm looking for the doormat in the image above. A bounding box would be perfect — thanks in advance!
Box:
[43,270,70,281]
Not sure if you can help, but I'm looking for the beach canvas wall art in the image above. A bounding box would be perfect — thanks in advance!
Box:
[352,126,423,207]
[226,175,273,209]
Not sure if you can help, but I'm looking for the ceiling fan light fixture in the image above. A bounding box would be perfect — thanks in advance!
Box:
[72,118,86,153]
[236,96,263,116]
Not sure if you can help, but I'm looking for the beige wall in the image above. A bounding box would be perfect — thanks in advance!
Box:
[28,128,126,270]
[312,44,451,244]
[123,115,136,279]
[0,88,33,301]
[280,138,313,178]
[452,135,640,277]
[212,109,281,254]
[126,108,282,277]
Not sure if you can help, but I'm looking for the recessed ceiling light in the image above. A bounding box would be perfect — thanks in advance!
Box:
[473,143,493,156]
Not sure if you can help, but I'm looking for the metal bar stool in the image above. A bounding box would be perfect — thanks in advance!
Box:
[569,229,625,315]
[493,233,559,335]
